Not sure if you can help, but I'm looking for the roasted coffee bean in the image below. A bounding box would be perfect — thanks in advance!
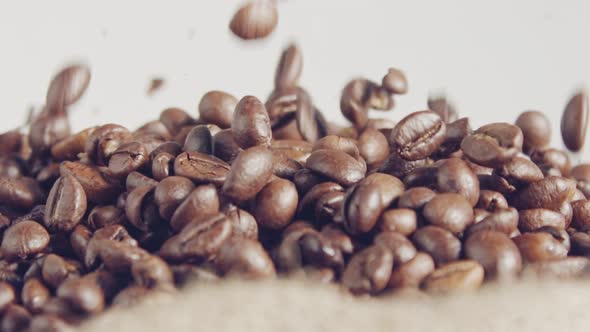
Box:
[306,149,365,187]
[151,152,175,181]
[382,67,408,94]
[84,225,137,269]
[28,314,72,332]
[477,190,508,211]
[41,254,80,289]
[212,129,243,163]
[21,278,50,313]
[530,148,571,176]
[131,255,174,288]
[298,182,343,218]
[314,190,345,224]
[379,151,430,179]
[339,79,372,129]
[0,282,15,311]
[478,174,516,195]
[125,185,165,232]
[389,252,435,289]
[397,187,436,210]
[570,163,590,182]
[275,43,303,90]
[135,121,172,141]
[378,208,417,236]
[45,64,91,114]
[253,178,298,230]
[271,153,302,179]
[70,225,92,263]
[174,151,230,185]
[466,208,519,236]
[229,0,278,40]
[170,184,220,231]
[465,230,522,280]
[0,130,24,156]
[320,224,354,255]
[496,156,544,186]
[412,226,461,266]
[1,221,49,261]
[57,276,105,314]
[422,193,473,234]
[29,112,71,154]
[292,168,327,193]
[572,200,590,231]
[0,177,44,210]
[44,175,87,232]
[86,205,126,230]
[343,173,405,234]
[266,88,300,130]
[435,118,472,158]
[515,111,552,152]
[561,90,589,152]
[436,158,479,206]
[160,214,232,262]
[374,231,417,267]
[312,135,360,159]
[421,260,484,294]
[428,96,458,123]
[159,108,195,134]
[1,304,32,332]
[519,208,567,232]
[390,111,446,161]
[342,245,393,295]
[232,95,272,149]
[513,232,568,263]
[534,226,570,252]
[125,171,157,192]
[225,207,258,240]
[96,240,148,274]
[403,165,439,188]
[223,146,275,201]
[298,232,344,269]
[108,141,148,177]
[183,125,213,154]
[51,127,95,161]
[271,139,312,163]
[357,128,389,169]
[60,161,122,203]
[461,123,523,167]
[215,237,276,279]
[275,226,316,271]
[154,176,195,221]
[198,91,238,129]
[523,257,590,279]
[84,124,131,166]
[513,176,576,210]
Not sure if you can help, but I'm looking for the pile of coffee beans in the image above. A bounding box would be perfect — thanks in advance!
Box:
[0,41,589,331]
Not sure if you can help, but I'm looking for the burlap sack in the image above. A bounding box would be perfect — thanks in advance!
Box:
[82,278,590,332]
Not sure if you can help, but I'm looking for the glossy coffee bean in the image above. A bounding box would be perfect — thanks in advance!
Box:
[518,208,567,232]
[320,224,354,255]
[496,156,544,186]
[198,91,237,129]
[397,187,436,210]
[232,95,272,149]
[314,190,345,224]
[465,230,522,280]
[436,158,480,206]
[108,141,148,177]
[1,221,49,261]
[378,208,417,236]
[222,146,274,201]
[84,225,137,269]
[515,111,551,152]
[374,231,417,267]
[183,125,213,154]
[390,111,446,161]
[389,252,435,289]
[86,205,126,230]
[461,123,523,167]
[253,178,298,230]
[513,176,576,210]
[84,124,131,166]
[174,151,230,186]
[0,177,44,210]
[229,0,278,40]
[21,278,50,313]
[477,190,508,211]
[44,175,87,232]
[154,176,195,220]
[215,237,276,279]
[170,184,220,231]
[513,232,568,263]
[382,67,408,94]
[423,193,473,234]
[57,276,105,314]
[125,185,164,232]
[357,128,389,169]
[421,260,484,294]
[225,207,259,240]
[306,149,366,186]
[41,254,80,289]
[60,161,122,204]
[212,129,243,163]
[339,79,375,129]
[342,245,393,295]
[412,226,461,266]
[298,182,343,217]
[561,90,588,152]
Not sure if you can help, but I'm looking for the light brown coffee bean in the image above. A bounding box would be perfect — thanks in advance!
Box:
[342,245,393,295]
[253,178,298,230]
[465,230,522,280]
[421,260,484,294]
[389,252,435,289]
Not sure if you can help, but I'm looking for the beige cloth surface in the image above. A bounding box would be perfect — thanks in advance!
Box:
[82,279,590,332]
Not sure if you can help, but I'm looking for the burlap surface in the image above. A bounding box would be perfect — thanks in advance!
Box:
[81,278,590,332]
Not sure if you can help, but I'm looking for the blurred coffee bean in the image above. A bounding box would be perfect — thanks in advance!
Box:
[382,68,408,94]
[222,146,274,201]
[229,0,278,40]
[421,260,484,294]
[1,221,49,261]
[378,208,417,236]
[515,111,551,152]
[198,91,238,129]
[342,245,393,295]
[274,43,303,90]
[374,231,417,267]
[45,64,91,114]
[465,230,522,280]
[389,252,435,289]
[412,226,461,266]
[561,90,588,152]
[513,232,568,263]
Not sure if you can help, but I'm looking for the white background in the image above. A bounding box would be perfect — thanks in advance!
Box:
[0,0,589,156]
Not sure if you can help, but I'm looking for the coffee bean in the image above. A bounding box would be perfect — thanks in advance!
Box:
[159,108,195,134]
[518,208,567,232]
[465,230,522,280]
[253,178,298,230]
[320,224,354,255]
[60,161,122,204]
[131,255,174,288]
[198,91,238,129]
[436,158,480,206]
[477,190,509,211]
[125,185,165,232]
[496,156,544,186]
[41,254,80,289]
[524,257,590,279]
[357,128,389,170]
[421,260,484,294]
[397,187,436,210]
[382,68,408,94]
[390,111,446,161]
[84,124,131,166]
[461,123,523,167]
[342,245,393,295]
[29,112,72,155]
[51,127,95,161]
[232,95,272,149]
[467,208,519,236]
[298,232,344,269]
[343,173,405,234]
[96,240,148,274]
[169,184,220,231]
[265,88,299,130]
[295,91,322,143]
[84,225,137,269]
[435,118,472,158]
[212,129,243,163]
[0,177,44,210]
[515,111,551,152]
[57,276,105,314]
[21,278,50,314]
[428,96,458,123]
[378,208,417,236]
[1,221,49,261]
[1,304,31,332]
[298,182,343,218]
[412,226,461,266]
[87,205,126,230]
[135,121,172,141]
[513,232,568,263]
[513,176,576,210]
[561,90,589,152]
[314,190,345,224]
[380,151,430,179]
[570,164,590,182]
[44,175,87,232]
[423,193,473,234]
[45,64,91,114]
[312,135,360,159]
[478,174,516,195]
[215,237,276,279]
[374,231,417,267]
[530,148,571,176]
[293,168,328,193]
[153,176,195,221]
[229,0,278,40]
[125,171,157,192]
[222,146,274,201]
[271,139,312,163]
[174,151,230,185]
[389,252,435,289]
[0,282,15,311]
[183,125,213,154]
[271,153,302,179]
[340,79,373,129]
[275,226,316,271]
[275,43,303,90]
[306,149,366,187]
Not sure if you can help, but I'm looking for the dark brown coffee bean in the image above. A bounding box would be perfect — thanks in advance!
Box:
[253,178,298,230]
[170,184,220,231]
[232,96,272,149]
[225,207,258,240]
[314,190,345,224]
[412,226,461,266]
[45,64,91,114]
[572,200,590,231]
[86,205,126,230]
[174,151,230,185]
[434,118,472,158]
[298,232,344,269]
[1,304,31,332]
[436,158,479,206]
[84,124,131,166]
[131,256,173,288]
[198,91,238,129]
[421,260,484,294]
[513,176,576,210]
[342,245,393,295]
[530,148,571,176]
[397,187,436,210]
[320,224,354,255]
[465,230,522,280]
[524,257,590,279]
[339,79,379,129]
[561,90,589,152]
[358,128,389,170]
[222,146,274,201]
[518,208,567,232]
[159,108,195,134]
[57,276,104,314]
[389,252,435,289]
[378,208,417,236]
[96,240,149,274]
[343,173,405,234]
[153,176,195,221]
[271,153,302,179]
[477,190,508,211]
[306,149,365,187]
[374,231,417,267]
[182,125,212,154]
[125,185,164,232]
[390,111,446,161]
[275,227,316,271]
[60,161,122,203]
[478,174,516,195]
[215,237,276,279]
[379,151,430,179]
[513,232,568,263]
[21,278,50,313]
[41,254,80,289]
[84,225,137,269]
[44,175,87,232]
[151,152,175,181]
[51,127,95,161]
[496,156,544,186]
[382,68,408,94]
[1,221,49,261]
[69,225,91,263]
[0,282,15,311]
[160,214,232,262]
[229,0,278,40]
[0,177,44,210]
[125,171,157,192]
[515,111,551,152]
[298,182,343,218]
[428,96,458,123]
[422,193,473,234]
[275,43,303,90]
[461,123,523,167]
[0,130,23,156]
[108,141,148,177]
[212,129,243,163]
[467,208,519,236]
